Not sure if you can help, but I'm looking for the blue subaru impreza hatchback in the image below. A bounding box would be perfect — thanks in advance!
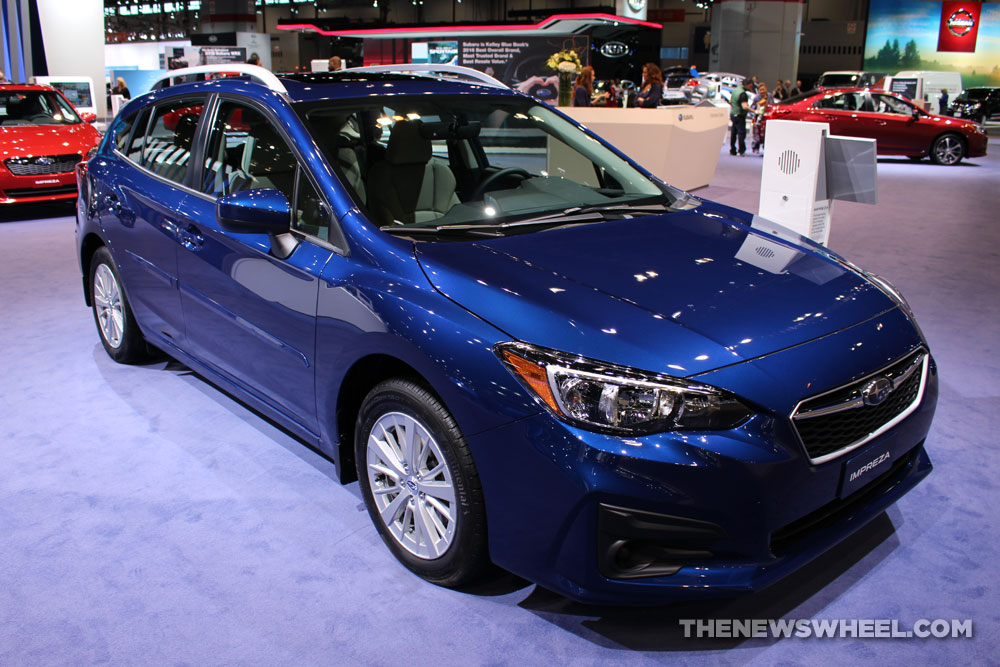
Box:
[75,65,936,604]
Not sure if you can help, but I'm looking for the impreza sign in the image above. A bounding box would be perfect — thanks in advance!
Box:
[937,1,981,52]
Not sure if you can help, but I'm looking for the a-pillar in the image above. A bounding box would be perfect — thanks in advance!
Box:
[709,0,803,86]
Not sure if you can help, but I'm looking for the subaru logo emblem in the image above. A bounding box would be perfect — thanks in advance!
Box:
[861,377,892,406]
[36,157,55,165]
[679,113,684,121]
[599,41,629,59]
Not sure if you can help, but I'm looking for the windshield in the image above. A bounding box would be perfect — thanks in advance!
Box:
[818,74,862,88]
[297,94,682,238]
[0,90,81,126]
[962,89,993,101]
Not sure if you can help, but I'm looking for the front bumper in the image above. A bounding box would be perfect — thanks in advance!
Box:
[0,169,78,204]
[469,310,937,604]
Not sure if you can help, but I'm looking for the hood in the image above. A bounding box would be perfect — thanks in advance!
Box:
[0,123,101,161]
[416,204,897,376]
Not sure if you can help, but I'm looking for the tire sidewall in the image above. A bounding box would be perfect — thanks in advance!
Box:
[355,379,486,585]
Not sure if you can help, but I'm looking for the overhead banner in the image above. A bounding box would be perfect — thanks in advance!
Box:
[937,1,981,52]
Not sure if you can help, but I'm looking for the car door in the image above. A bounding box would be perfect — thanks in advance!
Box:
[174,96,331,434]
[807,91,868,138]
[95,97,207,348]
[869,93,927,153]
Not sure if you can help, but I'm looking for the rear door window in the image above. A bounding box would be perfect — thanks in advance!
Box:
[141,98,205,185]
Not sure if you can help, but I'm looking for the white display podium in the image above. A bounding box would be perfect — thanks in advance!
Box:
[758,120,877,246]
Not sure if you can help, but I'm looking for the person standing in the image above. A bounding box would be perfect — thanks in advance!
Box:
[790,79,803,96]
[730,78,750,156]
[751,82,773,154]
[112,77,131,100]
[939,89,950,115]
[773,79,786,101]
[636,63,663,108]
[572,66,594,107]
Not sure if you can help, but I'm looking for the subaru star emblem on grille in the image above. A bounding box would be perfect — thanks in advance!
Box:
[861,377,893,406]
[36,157,56,165]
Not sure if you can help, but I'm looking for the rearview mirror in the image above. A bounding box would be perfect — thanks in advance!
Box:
[216,188,290,234]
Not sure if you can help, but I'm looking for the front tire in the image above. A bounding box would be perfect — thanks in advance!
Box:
[356,378,489,587]
[89,246,148,363]
[929,133,964,165]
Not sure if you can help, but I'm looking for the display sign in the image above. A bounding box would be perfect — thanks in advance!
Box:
[411,41,459,65]
[865,1,999,89]
[889,77,919,99]
[937,1,981,52]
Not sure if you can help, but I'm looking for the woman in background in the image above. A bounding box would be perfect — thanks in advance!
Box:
[573,66,595,107]
[636,62,662,108]
[112,77,131,100]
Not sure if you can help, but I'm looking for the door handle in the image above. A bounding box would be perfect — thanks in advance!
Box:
[177,223,204,251]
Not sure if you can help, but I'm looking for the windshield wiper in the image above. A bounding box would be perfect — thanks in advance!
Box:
[379,225,504,238]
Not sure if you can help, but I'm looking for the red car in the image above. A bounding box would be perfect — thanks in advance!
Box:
[1,83,102,204]
[762,87,988,165]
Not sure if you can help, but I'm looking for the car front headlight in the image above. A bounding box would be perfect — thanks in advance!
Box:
[496,342,752,435]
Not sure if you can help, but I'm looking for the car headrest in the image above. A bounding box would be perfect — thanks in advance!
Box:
[386,120,431,165]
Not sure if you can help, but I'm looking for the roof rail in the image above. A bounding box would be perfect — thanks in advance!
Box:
[150,64,288,95]
[339,64,508,90]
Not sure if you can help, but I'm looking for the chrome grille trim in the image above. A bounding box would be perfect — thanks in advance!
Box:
[791,350,929,465]
[5,154,81,176]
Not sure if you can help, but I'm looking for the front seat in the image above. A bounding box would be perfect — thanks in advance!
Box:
[366,120,459,225]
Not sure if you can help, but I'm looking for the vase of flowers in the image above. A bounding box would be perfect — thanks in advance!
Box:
[546,49,583,106]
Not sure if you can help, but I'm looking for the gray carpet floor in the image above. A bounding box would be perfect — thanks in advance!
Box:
[1,139,998,665]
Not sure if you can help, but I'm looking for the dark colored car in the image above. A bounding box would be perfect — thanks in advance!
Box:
[76,65,936,605]
[1,83,102,204]
[763,87,987,165]
[816,71,886,89]
[950,87,1000,124]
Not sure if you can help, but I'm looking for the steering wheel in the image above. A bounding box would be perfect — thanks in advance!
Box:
[471,167,530,200]
[28,114,53,123]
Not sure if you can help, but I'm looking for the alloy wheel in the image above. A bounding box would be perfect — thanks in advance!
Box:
[93,264,124,348]
[933,135,963,165]
[366,411,457,560]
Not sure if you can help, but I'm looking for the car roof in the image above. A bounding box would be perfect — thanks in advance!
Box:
[144,71,521,106]
[0,83,54,92]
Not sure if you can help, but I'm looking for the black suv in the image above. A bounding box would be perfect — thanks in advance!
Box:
[951,87,1000,124]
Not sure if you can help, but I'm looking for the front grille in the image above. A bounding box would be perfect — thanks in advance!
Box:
[2,184,77,198]
[791,350,927,463]
[5,154,81,176]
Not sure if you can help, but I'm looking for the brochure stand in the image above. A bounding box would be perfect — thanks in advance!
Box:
[758,120,877,246]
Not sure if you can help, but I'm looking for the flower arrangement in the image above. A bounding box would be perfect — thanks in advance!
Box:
[547,49,583,106]
[546,49,583,73]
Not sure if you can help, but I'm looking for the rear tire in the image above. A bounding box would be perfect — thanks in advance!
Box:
[929,133,964,165]
[89,246,149,363]
[355,378,489,587]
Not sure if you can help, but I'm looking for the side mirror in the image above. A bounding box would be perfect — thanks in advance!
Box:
[81,112,97,123]
[217,188,290,234]
[911,108,922,119]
